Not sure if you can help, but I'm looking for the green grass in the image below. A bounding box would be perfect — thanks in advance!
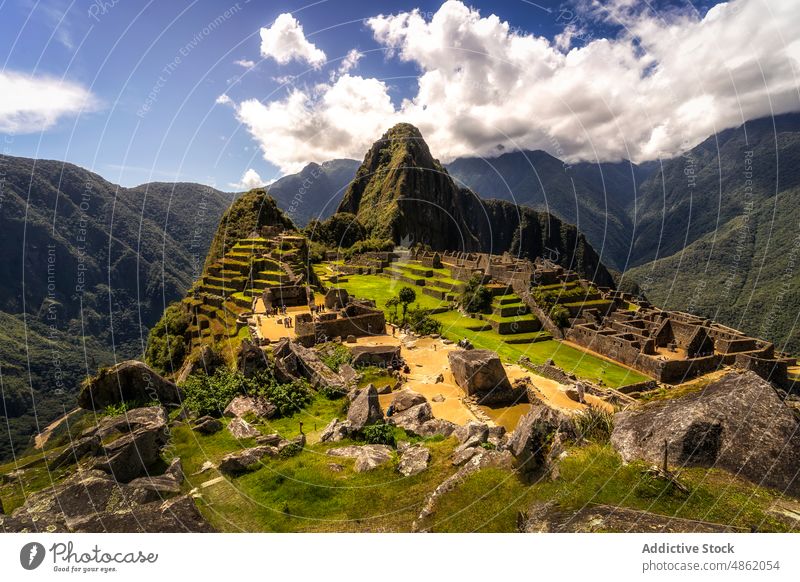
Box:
[431,311,648,387]
[422,444,791,533]
[335,274,450,313]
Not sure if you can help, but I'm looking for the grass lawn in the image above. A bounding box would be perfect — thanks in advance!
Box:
[431,311,648,388]
[421,444,791,533]
[335,274,450,314]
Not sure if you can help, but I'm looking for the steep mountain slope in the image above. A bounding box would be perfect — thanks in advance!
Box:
[266,159,359,227]
[0,155,232,459]
[445,152,655,270]
[629,113,800,267]
[337,123,614,287]
[624,185,800,354]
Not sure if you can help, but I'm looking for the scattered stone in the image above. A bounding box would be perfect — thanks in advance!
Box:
[194,461,215,475]
[327,444,393,472]
[398,446,431,476]
[165,458,184,483]
[376,384,393,395]
[432,394,445,402]
[339,363,359,385]
[223,395,277,420]
[218,446,278,474]
[452,446,482,466]
[256,433,284,446]
[319,418,352,443]
[611,371,800,496]
[193,416,223,435]
[227,417,261,440]
[453,421,489,445]
[347,384,384,431]
[328,463,345,472]
[78,361,180,410]
[397,440,411,453]
[350,345,401,368]
[390,389,427,413]
[434,373,445,384]
[346,335,357,343]
[125,474,182,505]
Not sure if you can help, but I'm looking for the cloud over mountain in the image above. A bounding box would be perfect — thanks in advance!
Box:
[235,0,800,173]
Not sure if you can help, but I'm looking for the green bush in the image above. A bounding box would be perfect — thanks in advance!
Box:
[460,273,493,314]
[342,237,394,260]
[362,423,395,446]
[406,307,442,335]
[180,367,248,417]
[549,304,570,328]
[256,376,314,416]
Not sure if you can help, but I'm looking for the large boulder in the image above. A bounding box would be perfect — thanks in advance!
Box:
[347,385,384,431]
[398,446,431,476]
[92,406,169,483]
[319,418,352,442]
[227,417,261,439]
[611,371,800,496]
[387,402,456,438]
[448,349,524,405]
[290,342,346,392]
[508,403,572,478]
[327,445,393,472]
[223,395,277,420]
[218,446,279,474]
[350,345,401,368]
[193,416,223,434]
[78,361,180,410]
[46,435,101,469]
[390,389,427,413]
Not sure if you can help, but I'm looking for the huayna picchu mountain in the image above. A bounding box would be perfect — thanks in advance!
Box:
[337,123,614,287]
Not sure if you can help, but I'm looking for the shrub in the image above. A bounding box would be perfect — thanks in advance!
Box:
[257,377,314,416]
[398,287,417,323]
[342,237,394,260]
[572,405,614,443]
[460,273,493,314]
[362,423,395,446]
[406,307,442,335]
[180,367,248,417]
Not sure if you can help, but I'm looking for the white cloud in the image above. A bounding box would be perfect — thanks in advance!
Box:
[234,0,800,171]
[230,168,266,190]
[0,71,96,133]
[259,13,326,69]
[234,59,255,68]
[338,49,363,74]
[215,94,232,105]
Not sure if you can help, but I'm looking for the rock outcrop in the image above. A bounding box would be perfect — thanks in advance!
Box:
[347,385,384,431]
[390,389,427,413]
[508,404,572,479]
[219,446,279,474]
[289,342,346,391]
[398,446,431,476]
[78,361,180,410]
[611,371,800,496]
[388,401,456,438]
[448,349,526,405]
[223,395,277,420]
[327,445,393,472]
[227,417,261,440]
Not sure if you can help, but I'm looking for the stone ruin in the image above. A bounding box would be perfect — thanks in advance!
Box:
[294,298,386,346]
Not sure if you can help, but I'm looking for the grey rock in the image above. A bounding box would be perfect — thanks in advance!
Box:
[223,395,277,420]
[390,389,427,413]
[93,410,169,483]
[398,446,430,476]
[452,446,482,466]
[611,371,800,496]
[78,361,180,410]
[218,446,278,474]
[432,394,445,402]
[255,433,284,446]
[327,444,393,473]
[46,435,101,469]
[227,417,261,440]
[508,403,572,477]
[453,421,490,445]
[347,385,384,431]
[193,416,223,435]
[319,418,351,442]
[448,349,524,405]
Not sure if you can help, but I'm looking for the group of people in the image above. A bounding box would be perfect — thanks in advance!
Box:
[263,304,289,317]
[309,303,328,315]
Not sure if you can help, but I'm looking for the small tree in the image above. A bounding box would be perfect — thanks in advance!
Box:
[460,273,493,314]
[384,296,400,323]
[398,287,417,324]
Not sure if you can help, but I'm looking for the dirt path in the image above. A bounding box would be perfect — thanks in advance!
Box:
[34,409,81,449]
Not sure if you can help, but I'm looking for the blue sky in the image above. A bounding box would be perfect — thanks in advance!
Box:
[0,0,793,190]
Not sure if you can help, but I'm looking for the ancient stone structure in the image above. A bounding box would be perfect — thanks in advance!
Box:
[295,299,385,345]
